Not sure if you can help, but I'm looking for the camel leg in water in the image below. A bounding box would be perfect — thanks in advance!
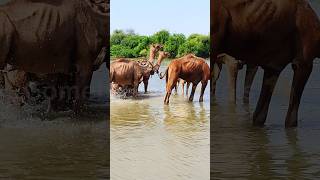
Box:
[199,81,208,102]
[211,62,222,97]
[253,69,281,127]
[285,62,312,127]
[243,64,258,104]
[143,79,149,93]
[181,80,185,95]
[186,82,190,95]
[189,82,198,102]
[164,78,178,104]
[224,56,239,103]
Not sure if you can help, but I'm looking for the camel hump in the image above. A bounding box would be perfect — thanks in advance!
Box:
[185,54,206,62]
[116,58,130,63]
[185,53,196,58]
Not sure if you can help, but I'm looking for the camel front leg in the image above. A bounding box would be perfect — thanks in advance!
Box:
[224,57,239,103]
[285,63,312,127]
[189,83,198,102]
[243,64,258,104]
[182,80,185,95]
[133,84,139,97]
[199,81,208,102]
[73,66,92,113]
[253,69,281,127]
[186,82,190,95]
[211,62,222,96]
[143,79,148,93]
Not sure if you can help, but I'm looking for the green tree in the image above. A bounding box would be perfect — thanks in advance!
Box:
[151,30,170,44]
[164,34,186,58]
[110,29,209,59]
[110,45,135,58]
[178,34,209,58]
[110,30,126,46]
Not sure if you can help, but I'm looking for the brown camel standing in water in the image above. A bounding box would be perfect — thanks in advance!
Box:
[160,54,210,104]
[110,59,153,97]
[111,44,162,94]
[212,0,320,127]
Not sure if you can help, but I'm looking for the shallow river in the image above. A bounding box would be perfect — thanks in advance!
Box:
[110,61,210,180]
[212,62,320,179]
[0,63,109,179]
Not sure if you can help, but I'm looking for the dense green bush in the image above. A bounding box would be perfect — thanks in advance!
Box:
[110,29,209,59]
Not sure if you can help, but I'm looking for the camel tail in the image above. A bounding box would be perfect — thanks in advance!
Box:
[109,69,114,83]
[159,68,168,81]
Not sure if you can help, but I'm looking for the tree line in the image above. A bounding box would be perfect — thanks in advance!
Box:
[110,29,210,59]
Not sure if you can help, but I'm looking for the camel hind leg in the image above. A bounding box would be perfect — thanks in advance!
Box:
[189,82,199,102]
[285,62,312,127]
[199,80,208,102]
[164,68,179,104]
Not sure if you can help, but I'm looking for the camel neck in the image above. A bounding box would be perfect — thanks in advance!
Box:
[148,50,156,63]
[156,56,165,66]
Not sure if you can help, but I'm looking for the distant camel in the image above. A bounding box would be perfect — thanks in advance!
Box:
[160,54,210,104]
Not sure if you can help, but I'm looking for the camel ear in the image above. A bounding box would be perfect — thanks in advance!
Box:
[85,0,109,15]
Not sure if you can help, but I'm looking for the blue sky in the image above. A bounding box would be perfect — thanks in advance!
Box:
[111,0,210,36]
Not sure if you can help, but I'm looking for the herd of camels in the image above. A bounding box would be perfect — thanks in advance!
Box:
[110,44,211,105]
[111,0,320,128]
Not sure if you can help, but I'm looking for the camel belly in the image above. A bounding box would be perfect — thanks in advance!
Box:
[179,70,203,83]
[113,73,134,86]
[13,52,72,74]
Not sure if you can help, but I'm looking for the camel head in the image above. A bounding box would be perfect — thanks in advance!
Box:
[151,44,163,51]
[137,60,154,76]
[85,0,110,16]
[148,44,163,63]
[153,51,170,74]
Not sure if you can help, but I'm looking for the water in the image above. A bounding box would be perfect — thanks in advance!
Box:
[211,62,320,179]
[110,60,210,180]
[0,63,109,179]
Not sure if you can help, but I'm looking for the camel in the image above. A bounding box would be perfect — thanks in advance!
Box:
[212,0,320,127]
[160,54,210,104]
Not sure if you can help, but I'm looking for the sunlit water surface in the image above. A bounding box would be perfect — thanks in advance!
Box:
[110,61,210,180]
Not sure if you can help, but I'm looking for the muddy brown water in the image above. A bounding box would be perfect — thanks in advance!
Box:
[110,60,210,180]
[0,63,109,179]
[212,61,320,179]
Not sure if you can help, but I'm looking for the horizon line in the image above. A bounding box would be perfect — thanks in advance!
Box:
[110,28,209,36]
